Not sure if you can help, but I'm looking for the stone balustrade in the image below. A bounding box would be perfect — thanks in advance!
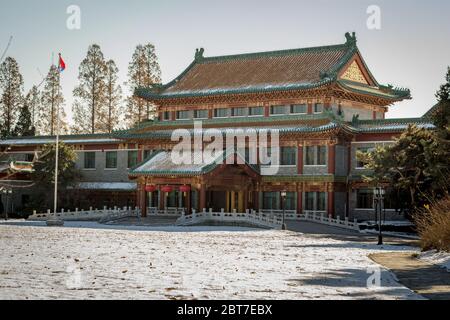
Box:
[176,208,283,229]
[28,206,140,222]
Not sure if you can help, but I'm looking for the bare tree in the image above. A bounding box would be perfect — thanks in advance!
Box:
[102,59,123,133]
[40,65,68,135]
[125,43,161,127]
[72,44,107,134]
[0,57,23,138]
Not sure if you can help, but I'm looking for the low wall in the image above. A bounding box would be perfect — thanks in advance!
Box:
[28,206,139,222]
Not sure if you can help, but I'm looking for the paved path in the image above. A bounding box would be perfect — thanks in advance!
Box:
[370,252,450,300]
[287,220,417,247]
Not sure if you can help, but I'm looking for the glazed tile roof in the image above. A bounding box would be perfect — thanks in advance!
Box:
[129,149,259,176]
[353,118,435,133]
[0,133,121,146]
[136,33,410,101]
[118,122,341,140]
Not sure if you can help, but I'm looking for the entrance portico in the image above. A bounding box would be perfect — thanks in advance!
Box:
[130,150,261,217]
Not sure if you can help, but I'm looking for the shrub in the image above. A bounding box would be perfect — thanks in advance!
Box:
[413,195,450,252]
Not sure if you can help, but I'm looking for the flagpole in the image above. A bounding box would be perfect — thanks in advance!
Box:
[47,53,63,226]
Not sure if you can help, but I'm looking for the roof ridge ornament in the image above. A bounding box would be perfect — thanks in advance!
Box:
[345,32,357,46]
[195,48,205,61]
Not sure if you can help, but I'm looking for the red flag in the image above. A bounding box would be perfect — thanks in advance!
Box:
[58,53,66,72]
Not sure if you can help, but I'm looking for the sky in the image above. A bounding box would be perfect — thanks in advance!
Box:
[0,0,449,123]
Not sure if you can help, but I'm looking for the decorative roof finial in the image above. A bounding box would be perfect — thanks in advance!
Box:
[195,48,205,61]
[345,32,357,46]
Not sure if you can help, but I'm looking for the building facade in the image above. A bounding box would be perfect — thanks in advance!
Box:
[0,33,435,221]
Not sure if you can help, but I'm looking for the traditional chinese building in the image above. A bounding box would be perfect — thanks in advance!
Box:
[0,33,436,221]
[120,32,434,220]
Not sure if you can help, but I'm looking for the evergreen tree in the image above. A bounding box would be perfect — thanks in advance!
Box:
[72,44,107,134]
[432,67,450,144]
[13,103,35,136]
[0,57,23,138]
[102,59,123,133]
[360,125,449,217]
[125,43,161,127]
[40,65,68,135]
[31,142,80,210]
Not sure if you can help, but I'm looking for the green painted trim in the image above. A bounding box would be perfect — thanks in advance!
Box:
[117,122,340,140]
[126,112,333,131]
[262,175,347,183]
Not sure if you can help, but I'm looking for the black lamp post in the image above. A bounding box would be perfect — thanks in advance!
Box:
[374,187,385,245]
[280,191,287,230]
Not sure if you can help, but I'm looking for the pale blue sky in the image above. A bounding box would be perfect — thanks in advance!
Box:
[0,0,449,123]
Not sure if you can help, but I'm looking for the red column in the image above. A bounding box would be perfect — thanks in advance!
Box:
[254,191,259,211]
[264,105,270,117]
[328,144,335,174]
[199,184,206,211]
[159,189,164,210]
[186,190,191,215]
[297,190,302,214]
[171,111,176,121]
[297,145,303,174]
[327,191,335,218]
[307,103,313,114]
[141,189,147,217]
[372,110,377,119]
[208,109,213,119]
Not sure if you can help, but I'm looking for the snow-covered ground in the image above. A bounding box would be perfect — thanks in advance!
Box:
[0,222,423,300]
[420,250,450,272]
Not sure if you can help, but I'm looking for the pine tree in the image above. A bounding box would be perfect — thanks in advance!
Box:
[125,43,161,127]
[25,85,41,133]
[40,65,68,135]
[102,59,123,133]
[0,57,23,138]
[72,44,107,134]
[13,103,35,137]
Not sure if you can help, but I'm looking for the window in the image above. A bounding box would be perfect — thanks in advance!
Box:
[25,153,34,162]
[248,106,264,116]
[356,147,374,168]
[231,107,245,117]
[263,192,279,210]
[194,110,208,119]
[317,146,326,165]
[305,146,315,166]
[305,192,326,211]
[305,192,315,211]
[291,104,307,114]
[176,110,190,120]
[214,108,228,118]
[316,192,326,211]
[128,150,138,168]
[305,146,327,166]
[143,150,153,161]
[284,192,296,210]
[270,105,286,115]
[357,189,373,209]
[314,103,323,113]
[280,147,296,165]
[84,152,95,169]
[162,111,170,121]
[105,151,117,169]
